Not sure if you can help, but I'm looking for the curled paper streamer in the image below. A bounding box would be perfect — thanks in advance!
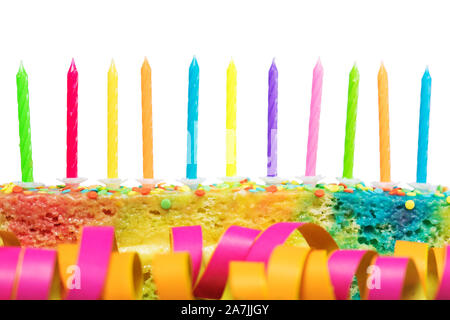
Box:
[394,240,439,299]
[152,222,450,300]
[226,262,268,300]
[366,256,424,300]
[171,225,203,284]
[193,226,261,299]
[266,246,310,299]
[0,227,142,300]
[328,249,377,300]
[15,248,60,300]
[65,226,117,300]
[152,252,194,300]
[435,246,450,300]
[0,222,448,300]
[0,247,21,299]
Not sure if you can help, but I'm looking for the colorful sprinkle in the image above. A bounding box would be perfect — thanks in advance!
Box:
[12,186,23,193]
[327,185,340,193]
[87,191,98,199]
[314,189,325,198]
[195,189,205,197]
[405,200,415,210]
[160,199,172,210]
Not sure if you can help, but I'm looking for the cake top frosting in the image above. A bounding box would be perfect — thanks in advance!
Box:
[1,180,449,205]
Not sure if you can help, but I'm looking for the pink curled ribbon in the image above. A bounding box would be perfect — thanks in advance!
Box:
[15,248,58,300]
[246,222,338,265]
[367,256,418,300]
[168,222,450,300]
[0,222,448,300]
[328,250,377,300]
[172,225,203,285]
[436,246,450,300]
[66,226,116,300]
[0,247,21,299]
[171,222,339,299]
[0,226,122,300]
[193,226,260,299]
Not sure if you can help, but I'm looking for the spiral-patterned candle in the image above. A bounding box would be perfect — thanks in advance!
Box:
[186,57,199,180]
[377,63,391,183]
[107,60,118,179]
[305,59,323,177]
[141,58,154,179]
[343,64,360,179]
[267,59,278,177]
[226,60,237,177]
[417,68,431,184]
[67,59,78,178]
[16,62,34,183]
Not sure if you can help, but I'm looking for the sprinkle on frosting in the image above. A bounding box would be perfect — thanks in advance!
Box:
[160,199,171,210]
[405,200,415,210]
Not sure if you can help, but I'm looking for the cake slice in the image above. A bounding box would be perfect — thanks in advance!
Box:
[0,180,449,299]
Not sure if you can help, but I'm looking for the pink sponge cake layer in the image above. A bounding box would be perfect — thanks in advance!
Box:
[0,192,114,247]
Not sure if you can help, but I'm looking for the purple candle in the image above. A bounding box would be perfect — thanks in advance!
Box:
[267,59,278,177]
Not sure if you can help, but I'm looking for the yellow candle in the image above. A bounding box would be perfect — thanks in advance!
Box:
[226,60,237,177]
[141,57,154,179]
[377,63,391,182]
[107,60,118,179]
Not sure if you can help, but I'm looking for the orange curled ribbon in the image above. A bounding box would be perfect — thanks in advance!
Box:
[152,222,450,300]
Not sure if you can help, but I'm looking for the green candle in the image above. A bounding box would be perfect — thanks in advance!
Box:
[16,62,34,182]
[342,64,360,179]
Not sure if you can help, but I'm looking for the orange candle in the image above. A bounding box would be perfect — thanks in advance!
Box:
[377,63,391,182]
[141,57,153,179]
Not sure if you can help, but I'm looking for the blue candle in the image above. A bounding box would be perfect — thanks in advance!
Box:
[416,67,432,183]
[186,57,199,179]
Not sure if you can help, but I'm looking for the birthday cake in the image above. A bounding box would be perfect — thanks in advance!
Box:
[2,58,448,300]
[0,180,449,299]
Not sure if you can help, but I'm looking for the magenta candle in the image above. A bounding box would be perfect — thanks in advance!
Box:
[305,59,323,177]
[66,59,78,178]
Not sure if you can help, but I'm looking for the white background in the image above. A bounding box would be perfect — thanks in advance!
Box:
[0,0,449,186]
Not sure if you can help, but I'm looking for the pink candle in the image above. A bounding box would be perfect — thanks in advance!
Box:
[67,59,78,178]
[305,59,323,177]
